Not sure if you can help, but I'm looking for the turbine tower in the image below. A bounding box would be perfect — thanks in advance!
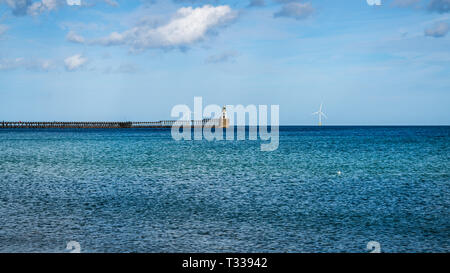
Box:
[312,103,327,126]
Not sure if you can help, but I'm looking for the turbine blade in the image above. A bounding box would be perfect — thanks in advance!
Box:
[321,112,328,119]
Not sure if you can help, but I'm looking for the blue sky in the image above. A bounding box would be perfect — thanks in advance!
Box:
[0,0,449,125]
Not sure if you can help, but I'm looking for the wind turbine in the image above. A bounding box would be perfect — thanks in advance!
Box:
[312,103,327,126]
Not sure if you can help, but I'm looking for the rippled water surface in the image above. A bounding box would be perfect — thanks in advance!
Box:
[0,126,449,252]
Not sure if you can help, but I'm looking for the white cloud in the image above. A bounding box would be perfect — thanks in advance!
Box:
[95,5,237,51]
[66,30,85,43]
[274,2,314,20]
[64,54,88,71]
[424,22,449,37]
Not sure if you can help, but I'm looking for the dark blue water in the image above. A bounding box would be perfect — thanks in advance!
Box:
[0,126,448,253]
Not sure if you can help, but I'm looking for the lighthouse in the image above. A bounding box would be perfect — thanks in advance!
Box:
[219,106,230,128]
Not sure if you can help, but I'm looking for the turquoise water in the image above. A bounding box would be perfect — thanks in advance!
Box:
[0,126,448,253]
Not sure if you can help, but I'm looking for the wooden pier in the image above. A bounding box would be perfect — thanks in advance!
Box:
[0,119,220,129]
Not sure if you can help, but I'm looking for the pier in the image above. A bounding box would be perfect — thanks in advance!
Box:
[0,119,222,129]
[1,107,230,129]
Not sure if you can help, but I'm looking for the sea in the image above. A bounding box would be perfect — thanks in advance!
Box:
[0,126,448,253]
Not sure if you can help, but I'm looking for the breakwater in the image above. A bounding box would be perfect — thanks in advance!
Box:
[0,120,218,129]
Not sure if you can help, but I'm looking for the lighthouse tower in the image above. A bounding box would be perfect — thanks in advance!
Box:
[219,106,230,128]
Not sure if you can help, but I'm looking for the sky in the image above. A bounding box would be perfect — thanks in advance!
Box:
[0,0,449,125]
